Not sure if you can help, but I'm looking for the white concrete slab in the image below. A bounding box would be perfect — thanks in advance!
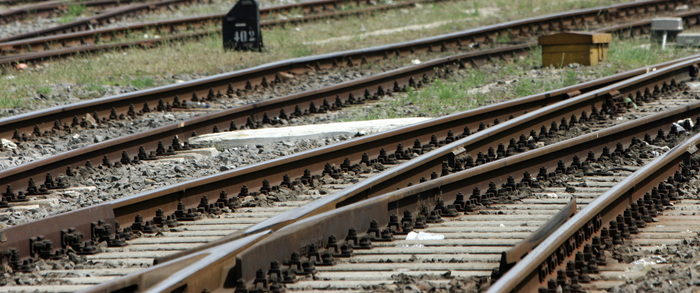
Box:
[188,118,431,148]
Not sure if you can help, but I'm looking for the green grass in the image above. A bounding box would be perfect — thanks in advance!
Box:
[130,77,155,88]
[58,4,86,24]
[468,2,480,17]
[0,93,23,108]
[608,38,678,67]
[0,0,688,113]
[86,83,104,92]
[336,36,700,121]
[67,3,87,16]
[497,31,511,44]
[36,85,51,95]
[58,15,75,24]
[338,67,495,119]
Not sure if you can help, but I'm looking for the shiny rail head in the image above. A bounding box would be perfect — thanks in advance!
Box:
[489,115,700,292]
[143,97,700,292]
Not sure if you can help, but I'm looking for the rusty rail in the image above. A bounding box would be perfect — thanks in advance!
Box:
[0,8,696,273]
[0,0,372,42]
[90,94,700,292]
[0,0,686,143]
[0,0,147,24]
[0,48,690,270]
[0,1,694,287]
[226,99,700,290]
[489,95,700,292]
[147,53,699,269]
[0,0,199,43]
[497,198,577,277]
[0,0,412,57]
[0,44,531,202]
[0,0,429,62]
[0,0,52,5]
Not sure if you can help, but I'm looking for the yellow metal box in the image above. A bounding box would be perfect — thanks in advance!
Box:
[538,32,612,68]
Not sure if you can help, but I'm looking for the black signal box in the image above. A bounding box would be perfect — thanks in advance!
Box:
[222,0,263,51]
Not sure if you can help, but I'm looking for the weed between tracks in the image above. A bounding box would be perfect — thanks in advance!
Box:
[335,38,700,120]
[57,4,87,24]
[0,0,691,116]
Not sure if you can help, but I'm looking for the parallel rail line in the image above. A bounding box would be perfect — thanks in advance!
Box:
[0,0,687,160]
[0,0,693,257]
[0,1,697,290]
[2,37,696,222]
[491,105,700,292]
[0,0,432,64]
[224,107,697,292]
[0,3,697,211]
[0,0,148,24]
[0,0,368,43]
[0,0,200,42]
[0,0,52,6]
[83,57,700,291]
[2,52,699,291]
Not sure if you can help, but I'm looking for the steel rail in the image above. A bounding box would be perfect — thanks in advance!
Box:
[0,0,691,281]
[0,0,403,57]
[489,102,700,291]
[0,0,147,24]
[0,8,694,273]
[498,199,578,276]
[0,0,429,62]
[0,48,691,269]
[0,0,686,143]
[151,53,700,265]
[0,0,371,42]
[2,0,688,63]
[228,52,696,244]
[0,44,532,202]
[0,44,535,261]
[15,8,686,196]
[0,0,200,43]
[0,0,52,5]
[90,95,700,292]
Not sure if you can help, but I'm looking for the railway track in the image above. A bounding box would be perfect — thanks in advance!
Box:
[0,0,150,25]
[0,0,693,198]
[0,0,433,65]
[0,0,201,43]
[0,0,371,42]
[579,197,700,291]
[0,168,392,291]
[0,0,687,145]
[0,0,698,291]
[1,0,692,67]
[0,0,51,6]
[490,112,700,292]
[80,56,700,292]
[0,0,696,240]
[2,46,700,291]
[1,29,696,223]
